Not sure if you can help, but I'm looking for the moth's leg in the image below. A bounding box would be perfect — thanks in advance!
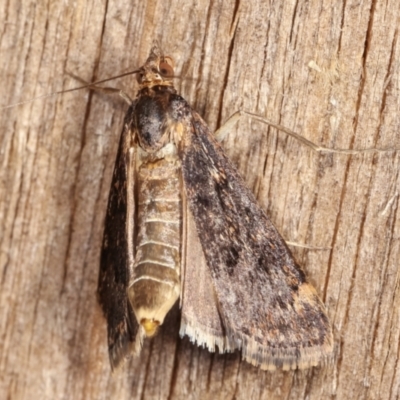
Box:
[66,72,133,105]
[284,241,331,251]
[216,110,400,154]
[214,111,242,143]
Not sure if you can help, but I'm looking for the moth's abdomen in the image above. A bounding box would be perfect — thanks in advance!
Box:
[128,157,182,337]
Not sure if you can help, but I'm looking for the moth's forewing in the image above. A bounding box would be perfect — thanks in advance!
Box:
[98,103,139,370]
[179,110,333,370]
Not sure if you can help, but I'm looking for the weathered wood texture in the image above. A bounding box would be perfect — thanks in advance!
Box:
[1,0,399,399]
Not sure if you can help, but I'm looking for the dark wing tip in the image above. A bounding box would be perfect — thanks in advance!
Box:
[108,321,143,372]
[109,335,132,372]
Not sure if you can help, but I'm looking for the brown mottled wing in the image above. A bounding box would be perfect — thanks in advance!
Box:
[98,103,139,370]
[180,110,333,370]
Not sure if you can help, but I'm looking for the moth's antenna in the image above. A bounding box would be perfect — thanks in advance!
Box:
[2,69,140,110]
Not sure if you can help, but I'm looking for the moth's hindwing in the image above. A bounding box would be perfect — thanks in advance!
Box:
[180,200,238,353]
[179,109,333,370]
[98,103,139,370]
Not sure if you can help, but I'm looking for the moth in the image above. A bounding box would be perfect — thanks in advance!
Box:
[98,45,333,371]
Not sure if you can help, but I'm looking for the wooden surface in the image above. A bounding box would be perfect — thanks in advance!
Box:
[1,0,400,399]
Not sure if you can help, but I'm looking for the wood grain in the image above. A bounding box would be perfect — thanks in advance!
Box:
[1,0,399,399]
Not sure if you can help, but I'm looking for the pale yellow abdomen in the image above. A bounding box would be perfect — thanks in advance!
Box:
[128,157,182,337]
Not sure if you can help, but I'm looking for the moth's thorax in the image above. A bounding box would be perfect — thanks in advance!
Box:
[134,86,180,153]
[128,148,182,337]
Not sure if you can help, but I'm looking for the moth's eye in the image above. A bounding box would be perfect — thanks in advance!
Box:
[159,61,174,78]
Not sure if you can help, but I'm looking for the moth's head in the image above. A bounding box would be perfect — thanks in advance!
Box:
[137,45,175,88]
